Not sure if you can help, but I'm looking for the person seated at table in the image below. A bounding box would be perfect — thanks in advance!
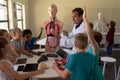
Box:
[23,28,43,54]
[0,37,48,80]
[53,7,104,80]
[0,29,18,57]
[10,27,33,57]
[0,29,18,64]
[44,3,64,53]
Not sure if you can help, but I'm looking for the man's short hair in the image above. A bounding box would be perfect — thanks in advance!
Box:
[72,8,83,16]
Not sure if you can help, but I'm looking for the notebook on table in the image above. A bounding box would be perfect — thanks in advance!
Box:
[16,58,27,64]
[56,48,68,59]
[17,65,25,71]
[23,63,38,72]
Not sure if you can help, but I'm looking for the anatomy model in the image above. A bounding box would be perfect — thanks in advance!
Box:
[94,13,105,32]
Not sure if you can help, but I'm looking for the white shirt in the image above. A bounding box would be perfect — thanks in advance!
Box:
[0,60,14,80]
[60,21,86,48]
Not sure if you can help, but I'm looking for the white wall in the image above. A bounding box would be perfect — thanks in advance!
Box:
[9,0,120,44]
[28,0,120,39]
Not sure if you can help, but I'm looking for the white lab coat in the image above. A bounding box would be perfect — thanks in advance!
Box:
[60,21,86,48]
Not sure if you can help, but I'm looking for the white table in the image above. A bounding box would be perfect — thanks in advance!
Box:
[14,50,59,79]
[14,48,72,79]
[36,38,46,46]
[36,38,46,49]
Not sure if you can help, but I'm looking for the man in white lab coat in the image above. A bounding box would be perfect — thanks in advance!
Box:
[60,8,86,49]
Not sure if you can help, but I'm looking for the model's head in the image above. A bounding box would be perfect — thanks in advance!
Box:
[98,13,102,19]
[72,8,83,24]
[73,33,88,49]
[48,4,57,18]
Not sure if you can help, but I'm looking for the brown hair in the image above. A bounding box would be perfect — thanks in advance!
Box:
[73,33,88,49]
[93,31,102,46]
[0,37,8,59]
[0,29,7,36]
[90,22,93,29]
[72,8,83,16]
[110,21,116,28]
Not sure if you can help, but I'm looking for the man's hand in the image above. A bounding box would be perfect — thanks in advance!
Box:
[62,31,68,36]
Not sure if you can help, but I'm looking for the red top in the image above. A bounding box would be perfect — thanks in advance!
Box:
[106,28,115,44]
[45,21,60,48]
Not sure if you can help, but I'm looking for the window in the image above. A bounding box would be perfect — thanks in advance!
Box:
[0,0,9,30]
[15,2,24,30]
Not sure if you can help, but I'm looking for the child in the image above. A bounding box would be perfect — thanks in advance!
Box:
[23,28,43,53]
[84,7,104,80]
[0,29,18,57]
[87,31,102,53]
[10,27,33,57]
[103,18,116,56]
[53,33,95,80]
[0,37,48,80]
[0,29,19,64]
[87,31,104,80]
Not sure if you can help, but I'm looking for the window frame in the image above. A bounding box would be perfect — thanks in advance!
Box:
[15,2,23,29]
[0,0,9,30]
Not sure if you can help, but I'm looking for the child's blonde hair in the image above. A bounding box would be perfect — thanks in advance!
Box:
[10,28,21,37]
[73,33,88,49]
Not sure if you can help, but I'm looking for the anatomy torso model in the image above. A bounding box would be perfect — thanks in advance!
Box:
[44,4,63,53]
